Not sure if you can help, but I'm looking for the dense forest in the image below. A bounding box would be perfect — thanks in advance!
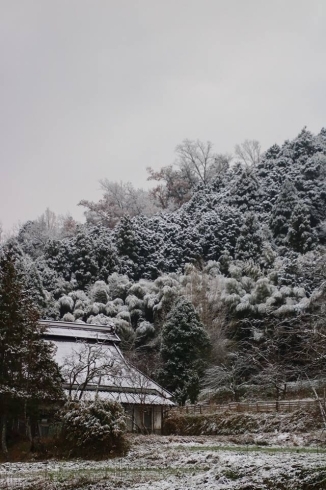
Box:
[1,127,326,405]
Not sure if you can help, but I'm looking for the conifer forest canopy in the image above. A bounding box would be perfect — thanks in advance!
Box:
[1,127,326,404]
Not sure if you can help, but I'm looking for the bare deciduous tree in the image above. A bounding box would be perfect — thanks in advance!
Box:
[147,165,193,209]
[148,140,231,209]
[235,139,261,167]
[203,352,254,402]
[80,180,158,227]
[61,341,121,400]
[175,139,230,185]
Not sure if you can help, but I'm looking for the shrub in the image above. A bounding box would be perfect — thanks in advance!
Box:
[58,400,129,458]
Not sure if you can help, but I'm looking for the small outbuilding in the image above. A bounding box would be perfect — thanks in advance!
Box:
[41,320,174,434]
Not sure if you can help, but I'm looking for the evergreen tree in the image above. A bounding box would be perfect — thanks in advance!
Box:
[269,179,298,244]
[114,216,140,279]
[287,202,315,253]
[0,250,63,459]
[228,169,263,213]
[235,212,264,261]
[3,239,47,311]
[159,298,211,405]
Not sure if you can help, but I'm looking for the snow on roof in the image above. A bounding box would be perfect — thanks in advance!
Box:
[40,320,120,343]
[64,389,175,406]
[42,320,173,405]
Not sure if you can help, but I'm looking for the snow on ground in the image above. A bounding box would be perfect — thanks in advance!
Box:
[1,434,326,489]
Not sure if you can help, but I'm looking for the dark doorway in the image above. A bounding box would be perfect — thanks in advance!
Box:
[143,408,152,431]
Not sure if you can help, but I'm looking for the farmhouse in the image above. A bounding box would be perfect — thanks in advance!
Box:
[41,320,174,434]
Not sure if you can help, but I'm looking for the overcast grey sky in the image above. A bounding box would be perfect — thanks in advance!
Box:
[1,0,326,231]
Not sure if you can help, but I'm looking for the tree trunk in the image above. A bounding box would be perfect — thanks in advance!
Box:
[1,415,9,460]
[26,418,33,443]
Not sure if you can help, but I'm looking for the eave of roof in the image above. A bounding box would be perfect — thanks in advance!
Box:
[64,389,175,406]
[40,319,120,343]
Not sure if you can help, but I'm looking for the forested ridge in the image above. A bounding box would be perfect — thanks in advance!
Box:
[1,127,326,404]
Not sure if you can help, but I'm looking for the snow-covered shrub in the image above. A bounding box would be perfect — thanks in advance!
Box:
[89,280,110,304]
[222,293,241,307]
[62,312,75,322]
[256,303,268,315]
[111,318,135,350]
[116,310,131,323]
[128,282,147,299]
[292,287,306,298]
[58,295,74,315]
[295,297,310,312]
[229,264,242,280]
[241,293,254,304]
[87,314,111,325]
[143,293,157,310]
[260,242,276,268]
[135,321,155,345]
[117,304,129,312]
[224,278,243,296]
[154,274,180,290]
[274,304,295,316]
[105,301,118,317]
[241,276,254,293]
[75,298,89,310]
[73,308,85,320]
[107,273,132,300]
[235,302,252,314]
[252,278,273,303]
[280,285,292,297]
[241,260,262,280]
[203,260,221,277]
[68,290,88,302]
[154,285,179,314]
[58,400,129,458]
[113,298,124,307]
[125,294,144,311]
[85,302,106,317]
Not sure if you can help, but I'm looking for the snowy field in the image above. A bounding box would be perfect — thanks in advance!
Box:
[1,434,326,489]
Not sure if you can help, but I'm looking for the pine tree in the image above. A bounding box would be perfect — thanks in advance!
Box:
[159,298,211,405]
[228,169,262,213]
[114,216,140,279]
[235,212,264,261]
[287,202,315,253]
[0,250,63,459]
[269,179,299,244]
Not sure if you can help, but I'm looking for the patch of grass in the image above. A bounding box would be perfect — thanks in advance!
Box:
[174,444,326,454]
[223,468,242,480]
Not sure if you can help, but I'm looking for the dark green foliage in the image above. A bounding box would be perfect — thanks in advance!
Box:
[159,298,211,405]
[0,249,63,457]
[287,202,315,253]
[228,170,263,213]
[44,226,119,288]
[269,179,299,242]
[235,212,264,261]
[115,216,138,261]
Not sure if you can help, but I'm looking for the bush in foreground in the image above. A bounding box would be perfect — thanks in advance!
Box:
[58,399,129,458]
